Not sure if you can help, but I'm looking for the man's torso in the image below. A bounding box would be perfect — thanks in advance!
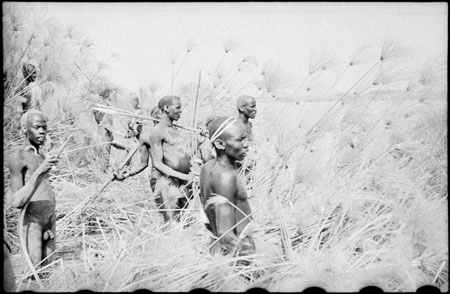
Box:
[152,124,191,174]
[200,160,248,235]
[245,121,254,142]
[19,148,55,224]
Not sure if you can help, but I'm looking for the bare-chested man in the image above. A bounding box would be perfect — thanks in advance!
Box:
[113,106,162,193]
[114,96,205,222]
[200,117,256,256]
[126,92,143,140]
[236,95,257,142]
[7,110,58,268]
[18,60,43,114]
[196,114,217,163]
[236,95,257,181]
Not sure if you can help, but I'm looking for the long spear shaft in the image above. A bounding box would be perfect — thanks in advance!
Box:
[92,104,200,133]
[57,143,141,232]
[191,70,202,158]
[192,70,202,128]
[74,62,96,86]
[89,144,141,203]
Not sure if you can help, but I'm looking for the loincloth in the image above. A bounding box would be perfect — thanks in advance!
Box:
[153,173,188,209]
[23,200,55,227]
[204,194,257,258]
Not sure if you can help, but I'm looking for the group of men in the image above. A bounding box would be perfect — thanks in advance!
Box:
[4,86,258,290]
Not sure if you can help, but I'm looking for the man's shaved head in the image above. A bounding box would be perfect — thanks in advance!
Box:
[208,116,241,142]
[236,95,255,109]
[21,110,47,129]
[205,114,217,127]
[158,95,180,110]
[130,92,139,108]
[208,116,249,161]
[236,95,257,121]
[21,110,49,145]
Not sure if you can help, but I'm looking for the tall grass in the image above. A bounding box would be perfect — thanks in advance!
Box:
[3,3,447,292]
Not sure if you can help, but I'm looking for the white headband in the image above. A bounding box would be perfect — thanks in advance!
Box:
[210,117,237,143]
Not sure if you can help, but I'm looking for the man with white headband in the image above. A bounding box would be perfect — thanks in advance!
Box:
[200,116,256,256]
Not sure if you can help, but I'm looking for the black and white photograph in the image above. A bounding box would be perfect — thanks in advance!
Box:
[2,2,448,292]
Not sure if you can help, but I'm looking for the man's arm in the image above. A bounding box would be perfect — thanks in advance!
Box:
[193,125,212,163]
[236,192,255,251]
[149,130,191,181]
[212,172,255,255]
[128,142,150,176]
[8,152,57,208]
[114,141,150,181]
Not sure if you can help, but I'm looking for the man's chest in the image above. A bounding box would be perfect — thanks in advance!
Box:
[162,129,187,147]
[245,124,254,139]
[23,152,44,177]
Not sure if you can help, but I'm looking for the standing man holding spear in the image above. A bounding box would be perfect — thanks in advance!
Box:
[113,94,208,222]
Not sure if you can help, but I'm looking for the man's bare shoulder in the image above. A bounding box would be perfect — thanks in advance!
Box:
[139,125,153,144]
[203,160,238,184]
[8,148,26,170]
[217,169,238,186]
[149,124,165,140]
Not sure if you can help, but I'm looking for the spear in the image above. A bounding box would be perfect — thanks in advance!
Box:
[191,70,202,156]
[192,70,202,128]
[86,143,141,204]
[189,71,205,221]
[74,62,96,87]
[57,143,141,236]
[99,123,127,137]
[91,103,200,133]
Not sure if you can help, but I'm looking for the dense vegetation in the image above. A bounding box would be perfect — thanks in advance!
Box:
[3,3,447,292]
